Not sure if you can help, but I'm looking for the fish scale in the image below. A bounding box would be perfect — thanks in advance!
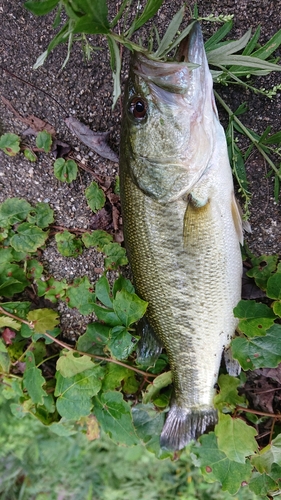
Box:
[120,22,243,450]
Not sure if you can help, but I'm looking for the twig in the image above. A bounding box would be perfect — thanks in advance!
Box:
[0,66,68,115]
[42,331,157,378]
[236,405,281,419]
[0,307,157,379]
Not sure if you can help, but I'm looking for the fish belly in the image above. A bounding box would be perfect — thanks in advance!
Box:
[121,167,241,450]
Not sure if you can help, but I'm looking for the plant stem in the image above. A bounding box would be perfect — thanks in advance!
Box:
[0,307,157,379]
[42,331,157,378]
[214,90,281,179]
[0,307,33,328]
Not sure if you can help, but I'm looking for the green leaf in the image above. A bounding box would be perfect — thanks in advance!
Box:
[53,158,78,183]
[82,229,113,250]
[41,277,68,303]
[56,351,94,377]
[112,275,135,297]
[92,304,122,327]
[93,390,138,446]
[26,259,44,280]
[35,130,52,152]
[0,263,29,296]
[95,274,112,308]
[234,300,276,337]
[0,316,21,330]
[204,20,233,51]
[0,248,14,264]
[107,326,138,360]
[10,222,48,253]
[249,472,278,497]
[214,374,246,413]
[267,272,281,300]
[0,198,31,227]
[142,371,172,404]
[273,300,281,317]
[102,363,139,394]
[251,434,281,473]
[66,276,96,315]
[132,403,171,458]
[24,0,59,15]
[107,35,121,108]
[231,324,281,370]
[154,5,185,57]
[207,29,252,61]
[55,230,83,257]
[103,242,128,270]
[129,0,164,34]
[0,133,21,156]
[23,351,48,405]
[55,365,104,419]
[113,289,148,327]
[251,27,281,60]
[76,322,111,352]
[27,308,59,334]
[195,432,252,494]
[85,181,106,213]
[0,339,11,372]
[215,413,258,463]
[23,148,37,161]
[1,301,31,319]
[33,326,60,344]
[72,0,110,34]
[247,254,278,289]
[27,202,54,228]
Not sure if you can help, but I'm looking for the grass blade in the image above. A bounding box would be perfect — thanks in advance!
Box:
[204,20,233,51]
[128,0,164,36]
[251,28,281,60]
[107,35,121,108]
[154,5,185,57]
[207,29,252,59]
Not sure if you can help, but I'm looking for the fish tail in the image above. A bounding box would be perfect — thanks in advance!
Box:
[160,404,217,451]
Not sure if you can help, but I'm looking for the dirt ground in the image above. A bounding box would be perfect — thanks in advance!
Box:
[0,0,281,338]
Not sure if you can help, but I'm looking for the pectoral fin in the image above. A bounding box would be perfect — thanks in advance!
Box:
[231,194,243,245]
[136,316,163,368]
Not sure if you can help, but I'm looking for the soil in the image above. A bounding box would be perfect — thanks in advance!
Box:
[0,0,281,339]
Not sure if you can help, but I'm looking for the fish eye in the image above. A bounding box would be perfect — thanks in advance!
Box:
[129,97,147,119]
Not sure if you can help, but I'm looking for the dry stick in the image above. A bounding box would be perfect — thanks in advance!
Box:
[0,307,157,379]
[236,404,281,419]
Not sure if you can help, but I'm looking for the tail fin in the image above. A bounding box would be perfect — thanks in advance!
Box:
[160,404,217,451]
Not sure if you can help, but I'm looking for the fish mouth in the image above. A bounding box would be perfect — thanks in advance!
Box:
[132,22,208,95]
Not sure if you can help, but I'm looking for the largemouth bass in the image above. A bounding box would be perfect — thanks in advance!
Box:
[119,22,243,451]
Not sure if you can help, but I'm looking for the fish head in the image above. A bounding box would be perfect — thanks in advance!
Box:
[120,22,219,203]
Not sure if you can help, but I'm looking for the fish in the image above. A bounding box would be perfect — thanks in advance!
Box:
[119,22,243,451]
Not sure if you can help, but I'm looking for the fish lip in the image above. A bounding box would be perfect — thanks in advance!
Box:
[131,22,209,95]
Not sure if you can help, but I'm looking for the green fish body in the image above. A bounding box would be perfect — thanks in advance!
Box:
[119,23,243,451]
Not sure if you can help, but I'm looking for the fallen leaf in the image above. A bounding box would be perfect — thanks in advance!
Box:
[242,266,266,300]
[51,139,72,158]
[23,115,56,135]
[2,327,16,345]
[1,96,55,135]
[65,116,118,162]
